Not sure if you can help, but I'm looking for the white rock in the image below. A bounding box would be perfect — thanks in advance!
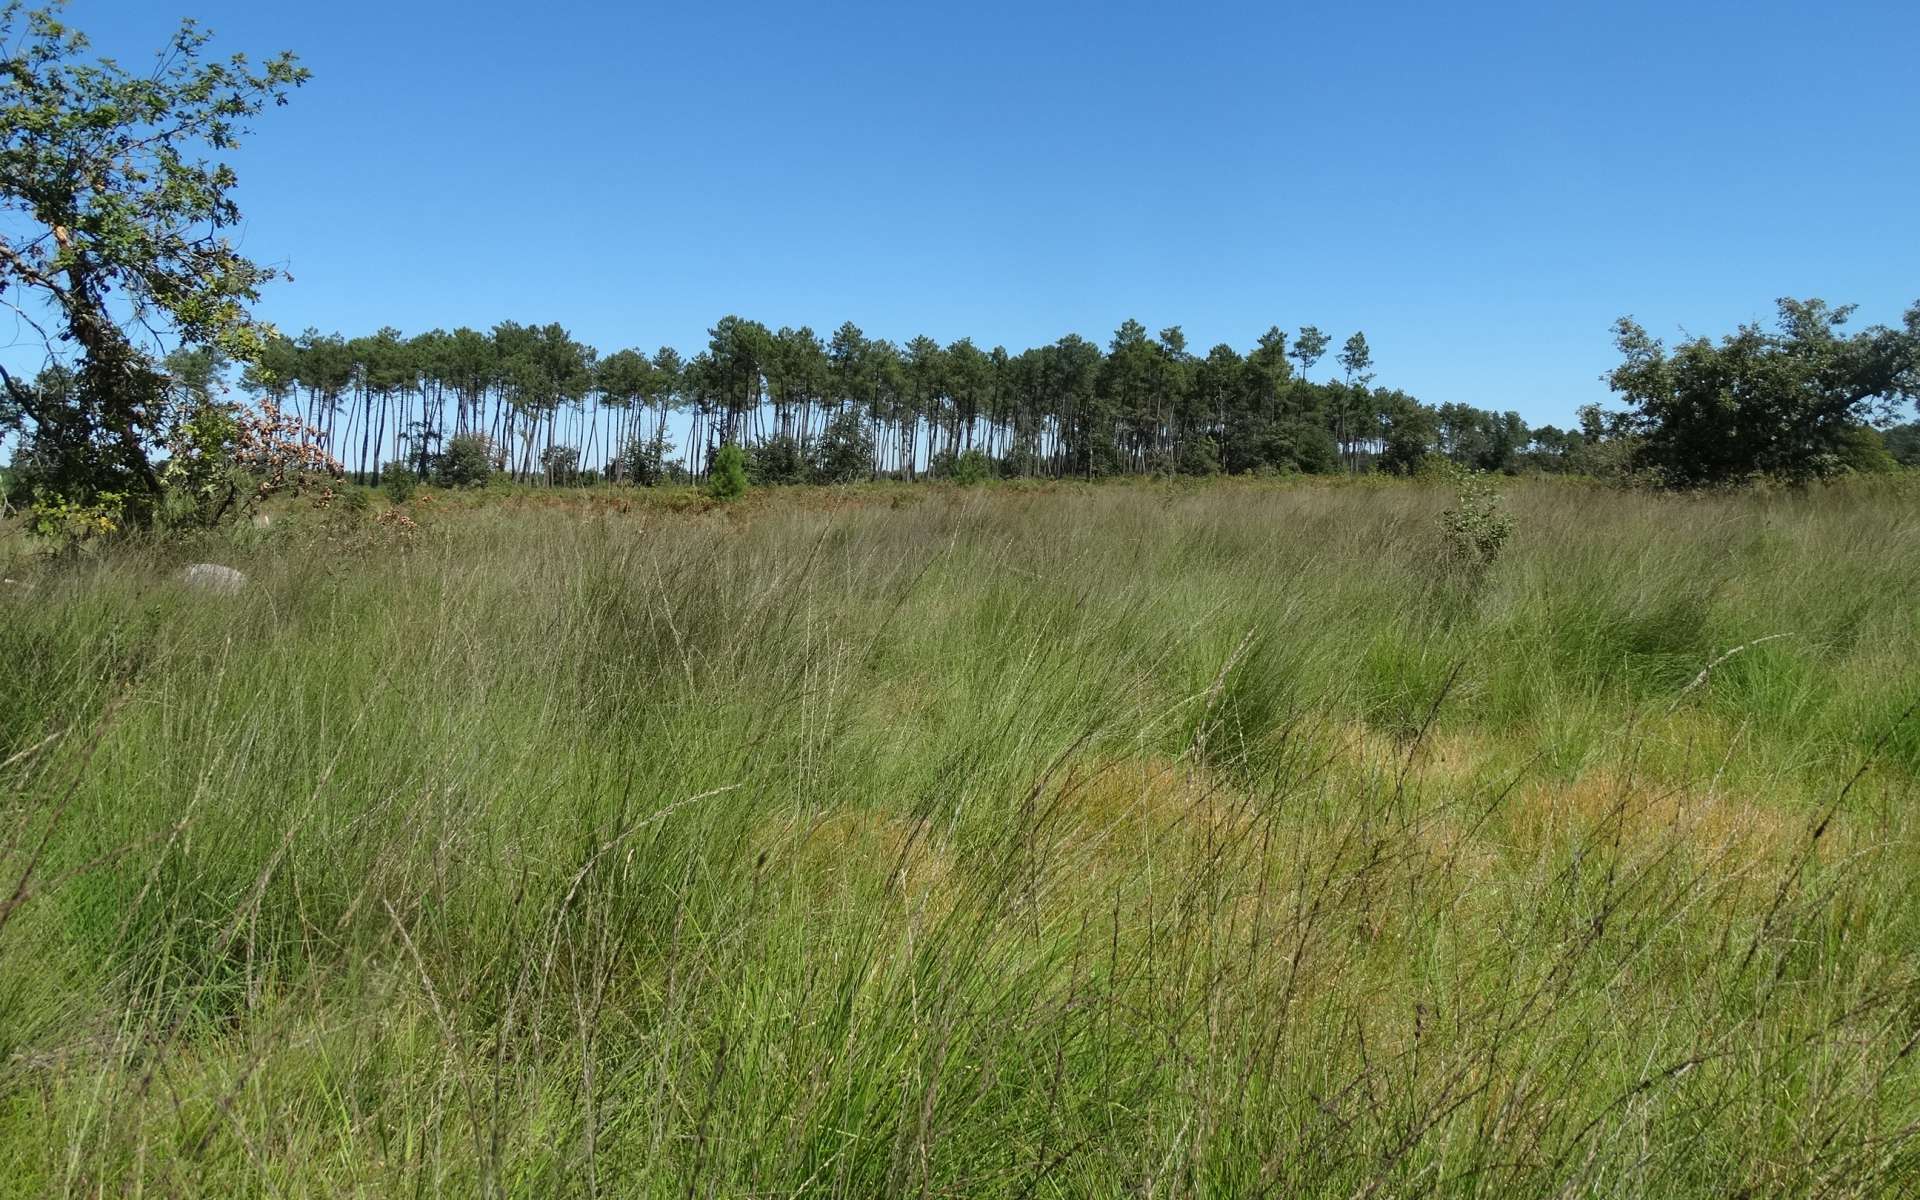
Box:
[180,563,247,594]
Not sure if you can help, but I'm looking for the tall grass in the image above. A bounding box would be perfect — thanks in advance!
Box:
[2,476,1918,1196]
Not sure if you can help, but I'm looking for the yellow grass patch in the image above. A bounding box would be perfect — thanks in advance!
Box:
[1321,721,1498,790]
[763,807,954,907]
[1506,768,1813,863]
[1042,755,1259,862]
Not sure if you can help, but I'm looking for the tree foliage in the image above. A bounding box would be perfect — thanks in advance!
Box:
[1605,299,1920,485]
[1882,422,1920,468]
[0,1,307,524]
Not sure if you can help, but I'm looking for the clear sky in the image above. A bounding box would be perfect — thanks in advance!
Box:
[66,0,1920,427]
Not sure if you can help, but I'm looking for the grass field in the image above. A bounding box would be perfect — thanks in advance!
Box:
[2,475,1918,1196]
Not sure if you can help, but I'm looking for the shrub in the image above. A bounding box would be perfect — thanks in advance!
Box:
[28,488,128,546]
[620,429,677,487]
[940,448,992,485]
[808,411,873,484]
[957,449,993,484]
[436,434,494,488]
[746,435,805,486]
[157,398,242,526]
[1437,469,1514,581]
[381,464,418,503]
[309,483,373,517]
[372,506,419,543]
[707,443,748,501]
[1833,425,1897,475]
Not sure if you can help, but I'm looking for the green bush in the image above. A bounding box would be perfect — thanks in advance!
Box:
[436,434,494,488]
[620,429,677,487]
[808,411,873,484]
[1293,424,1341,474]
[380,464,418,503]
[27,488,129,545]
[1834,425,1898,475]
[746,435,805,486]
[707,442,748,501]
[1437,469,1513,582]
[944,448,992,485]
[157,398,242,527]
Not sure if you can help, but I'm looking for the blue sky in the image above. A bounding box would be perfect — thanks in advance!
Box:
[65,0,1920,426]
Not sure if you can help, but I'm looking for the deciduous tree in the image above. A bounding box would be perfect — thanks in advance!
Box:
[0,2,307,523]
[1607,298,1920,485]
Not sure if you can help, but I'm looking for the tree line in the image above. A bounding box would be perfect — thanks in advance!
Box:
[219,316,1588,488]
[226,301,1920,492]
[12,301,1917,522]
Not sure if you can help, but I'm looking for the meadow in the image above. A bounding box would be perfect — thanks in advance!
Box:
[1,475,1917,1197]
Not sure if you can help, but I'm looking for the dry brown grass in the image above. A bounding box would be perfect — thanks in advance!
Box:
[1507,768,1814,862]
[764,807,956,908]
[1048,756,1250,845]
